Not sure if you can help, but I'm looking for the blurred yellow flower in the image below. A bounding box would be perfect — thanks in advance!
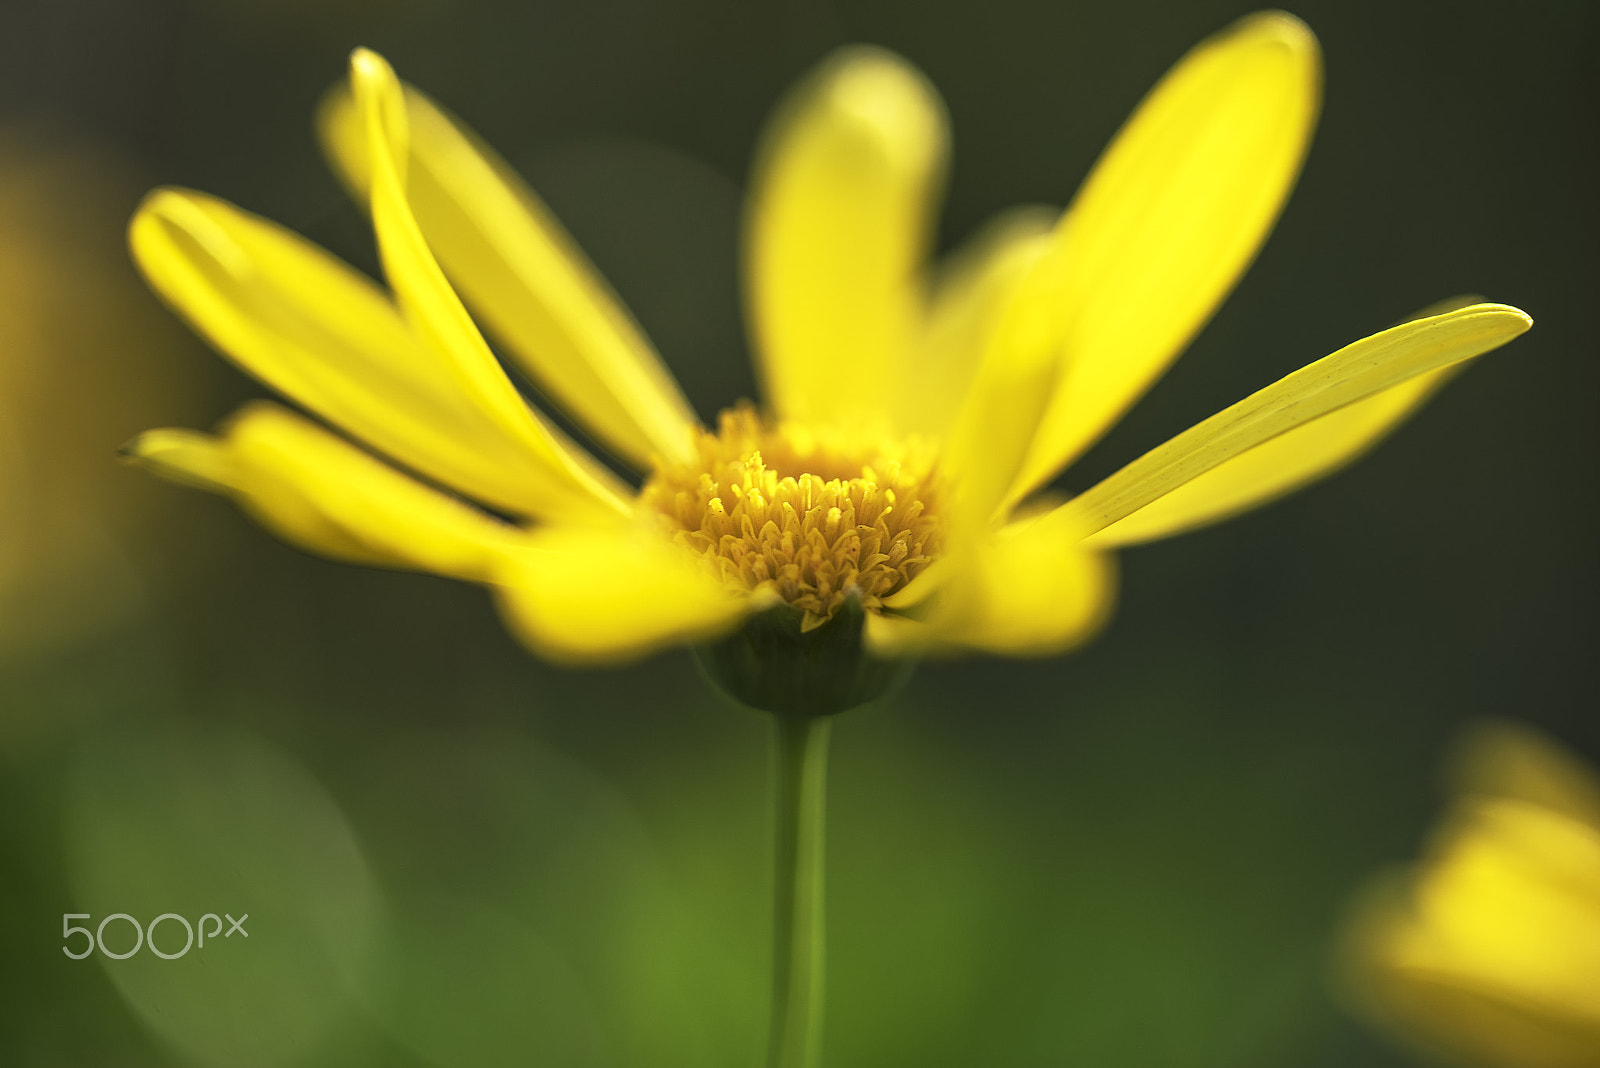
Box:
[0,129,198,668]
[123,13,1528,668]
[1341,723,1600,1067]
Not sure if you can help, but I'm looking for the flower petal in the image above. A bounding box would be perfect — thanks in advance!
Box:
[1339,723,1600,1068]
[1038,303,1531,544]
[319,76,699,470]
[1347,800,1600,1063]
[935,213,1072,530]
[867,524,1115,657]
[1081,361,1454,547]
[347,49,631,523]
[900,205,1057,438]
[129,188,628,522]
[746,46,947,432]
[493,526,749,664]
[1450,722,1600,834]
[1005,11,1322,505]
[125,403,521,581]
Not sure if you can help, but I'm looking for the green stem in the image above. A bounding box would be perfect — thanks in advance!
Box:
[767,713,831,1068]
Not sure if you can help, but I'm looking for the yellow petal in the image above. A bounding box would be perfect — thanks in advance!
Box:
[1005,12,1322,505]
[1422,801,1600,946]
[867,523,1115,657]
[1450,723,1600,831]
[894,206,1057,437]
[1347,874,1600,1068]
[347,49,630,523]
[1356,802,1600,1062]
[1340,727,1600,1068]
[493,526,748,664]
[318,77,699,470]
[746,46,947,432]
[1038,303,1531,544]
[126,403,521,581]
[1082,361,1455,547]
[130,188,620,521]
[935,216,1072,532]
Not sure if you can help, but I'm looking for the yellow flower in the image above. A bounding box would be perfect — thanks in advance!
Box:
[124,13,1529,674]
[1340,724,1600,1067]
[0,129,197,664]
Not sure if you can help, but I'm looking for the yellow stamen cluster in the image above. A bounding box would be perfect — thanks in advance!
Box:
[642,407,942,631]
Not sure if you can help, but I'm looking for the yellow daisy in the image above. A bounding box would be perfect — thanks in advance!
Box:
[1340,723,1600,1067]
[124,13,1530,700]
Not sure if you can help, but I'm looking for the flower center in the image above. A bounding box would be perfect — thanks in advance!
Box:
[642,406,943,632]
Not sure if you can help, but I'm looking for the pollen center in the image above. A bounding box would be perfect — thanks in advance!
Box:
[642,407,942,632]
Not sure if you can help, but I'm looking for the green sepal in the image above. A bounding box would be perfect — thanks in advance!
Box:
[692,595,913,717]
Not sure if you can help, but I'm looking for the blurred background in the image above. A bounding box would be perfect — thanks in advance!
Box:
[0,0,1594,1065]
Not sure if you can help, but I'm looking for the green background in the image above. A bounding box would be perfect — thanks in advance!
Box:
[1,0,1594,1064]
